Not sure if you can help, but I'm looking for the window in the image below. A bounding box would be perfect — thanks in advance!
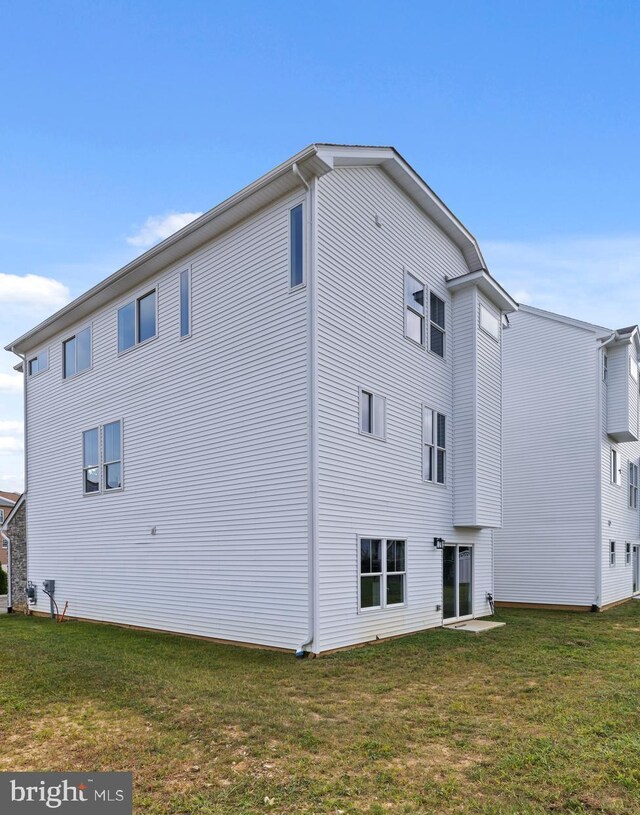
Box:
[429,292,445,357]
[83,428,100,494]
[610,541,616,566]
[359,389,385,439]
[479,304,500,340]
[631,355,639,382]
[82,421,123,494]
[118,290,157,352]
[359,537,406,610]
[611,448,621,485]
[603,353,608,383]
[0,510,4,523]
[63,327,92,378]
[290,204,304,288]
[1,535,7,550]
[28,349,49,376]
[180,269,191,337]
[626,542,632,565]
[423,407,446,484]
[630,462,639,509]
[405,273,425,345]
[103,421,122,491]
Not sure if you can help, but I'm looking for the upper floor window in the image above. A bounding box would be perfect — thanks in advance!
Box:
[0,510,4,523]
[118,290,157,353]
[359,389,386,439]
[405,273,425,345]
[28,349,48,377]
[479,304,500,340]
[429,292,445,357]
[82,420,123,494]
[603,353,608,383]
[630,462,638,509]
[63,327,92,379]
[611,448,621,485]
[630,355,638,382]
[180,269,191,338]
[290,204,304,288]
[359,537,406,610]
[423,407,446,484]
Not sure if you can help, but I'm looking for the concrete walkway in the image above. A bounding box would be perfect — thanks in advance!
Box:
[0,595,7,614]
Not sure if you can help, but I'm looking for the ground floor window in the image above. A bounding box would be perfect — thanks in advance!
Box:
[359,537,406,610]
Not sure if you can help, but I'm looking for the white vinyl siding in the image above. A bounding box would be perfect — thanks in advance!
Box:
[315,165,494,652]
[23,189,310,650]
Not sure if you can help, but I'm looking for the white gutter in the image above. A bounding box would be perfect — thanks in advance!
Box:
[594,342,603,609]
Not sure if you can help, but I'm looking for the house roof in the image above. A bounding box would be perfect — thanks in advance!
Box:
[0,491,20,503]
[6,144,491,356]
[446,269,518,313]
[0,493,23,532]
[519,305,640,352]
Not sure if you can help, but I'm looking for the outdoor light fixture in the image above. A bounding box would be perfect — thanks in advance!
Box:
[433,537,445,549]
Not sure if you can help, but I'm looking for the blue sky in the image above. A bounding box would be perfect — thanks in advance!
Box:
[1,0,639,488]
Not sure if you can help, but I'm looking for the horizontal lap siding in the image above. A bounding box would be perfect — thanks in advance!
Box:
[315,166,493,653]
[600,341,640,605]
[494,311,597,605]
[25,191,309,649]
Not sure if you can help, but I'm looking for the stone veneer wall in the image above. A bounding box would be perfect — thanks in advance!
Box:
[7,502,26,612]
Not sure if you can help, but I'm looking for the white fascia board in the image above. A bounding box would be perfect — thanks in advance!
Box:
[446,269,518,313]
[519,304,612,337]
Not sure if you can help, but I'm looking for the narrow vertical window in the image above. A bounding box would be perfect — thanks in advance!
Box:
[405,273,425,345]
[386,540,406,605]
[630,462,638,509]
[423,407,446,483]
[359,390,385,439]
[118,302,136,352]
[103,421,122,491]
[63,327,92,378]
[611,448,621,485]
[429,292,445,357]
[610,540,616,566]
[603,353,608,383]
[83,428,100,494]
[180,269,191,337]
[137,291,157,343]
[626,542,632,565]
[360,538,382,608]
[290,204,304,287]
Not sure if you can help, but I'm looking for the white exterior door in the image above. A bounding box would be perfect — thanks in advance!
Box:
[443,544,473,622]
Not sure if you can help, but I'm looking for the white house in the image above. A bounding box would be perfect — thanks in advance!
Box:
[494,305,640,611]
[7,144,517,654]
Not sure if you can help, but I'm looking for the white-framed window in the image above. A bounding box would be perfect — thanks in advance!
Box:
[0,510,4,523]
[626,542,632,565]
[423,407,446,484]
[118,290,157,353]
[359,389,386,439]
[429,292,446,357]
[359,537,406,610]
[1,535,7,550]
[28,348,49,377]
[63,327,92,379]
[289,203,304,288]
[611,448,621,485]
[603,353,608,383]
[479,304,500,340]
[82,421,123,495]
[179,269,191,338]
[405,272,425,345]
[610,540,616,566]
[630,462,638,509]
[631,355,639,382]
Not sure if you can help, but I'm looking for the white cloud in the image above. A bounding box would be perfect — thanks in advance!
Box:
[127,211,203,248]
[0,436,22,452]
[0,421,23,434]
[483,235,640,329]
[0,273,70,310]
[0,373,23,394]
[0,471,23,492]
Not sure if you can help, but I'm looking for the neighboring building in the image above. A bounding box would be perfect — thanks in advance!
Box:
[1,494,26,611]
[0,491,20,570]
[6,144,516,654]
[495,305,640,611]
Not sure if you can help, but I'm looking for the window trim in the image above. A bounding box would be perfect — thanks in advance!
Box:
[428,290,446,360]
[404,271,426,348]
[1,534,8,550]
[179,267,192,340]
[610,540,616,567]
[117,288,158,356]
[27,348,49,378]
[629,461,638,509]
[357,535,407,613]
[423,406,446,485]
[82,426,101,496]
[289,201,305,290]
[62,324,93,381]
[626,542,632,566]
[358,388,386,441]
[103,419,124,493]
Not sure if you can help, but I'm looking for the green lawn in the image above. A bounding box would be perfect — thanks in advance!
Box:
[1,606,640,814]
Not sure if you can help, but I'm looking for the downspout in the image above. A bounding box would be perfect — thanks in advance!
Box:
[594,339,607,610]
[293,162,318,657]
